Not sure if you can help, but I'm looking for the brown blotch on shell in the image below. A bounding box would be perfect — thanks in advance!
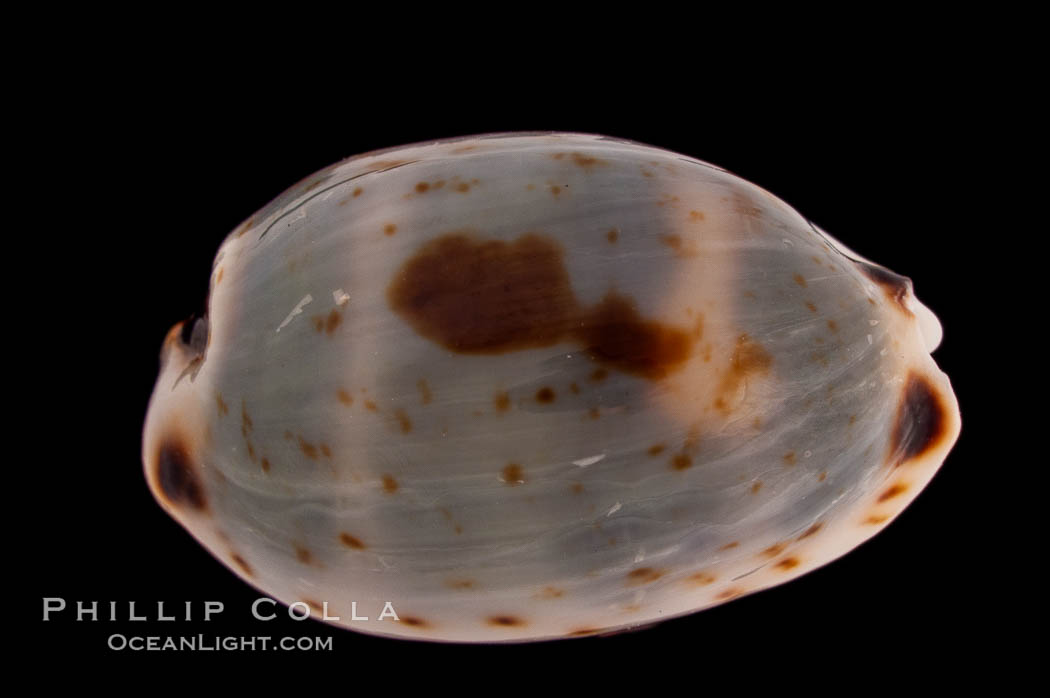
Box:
[231,553,253,576]
[718,541,739,551]
[853,259,914,316]
[487,615,525,627]
[337,389,354,406]
[415,181,430,194]
[670,453,692,471]
[382,474,399,494]
[393,408,413,433]
[297,437,319,460]
[717,587,744,600]
[383,223,397,236]
[215,393,228,417]
[387,232,696,381]
[793,273,807,287]
[501,463,525,485]
[294,545,313,565]
[446,579,476,590]
[648,444,666,456]
[751,481,763,494]
[569,627,603,636]
[536,387,556,403]
[493,391,511,412]
[339,533,366,550]
[890,372,948,465]
[260,457,271,473]
[761,543,787,558]
[155,439,207,512]
[536,586,564,599]
[775,557,801,571]
[661,233,700,258]
[783,451,797,466]
[805,301,817,313]
[303,599,324,613]
[626,567,664,586]
[798,523,823,540]
[878,483,908,502]
[606,228,619,244]
[400,616,430,627]
[864,514,889,525]
[688,572,716,586]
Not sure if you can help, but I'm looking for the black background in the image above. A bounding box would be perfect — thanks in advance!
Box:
[20,40,1007,681]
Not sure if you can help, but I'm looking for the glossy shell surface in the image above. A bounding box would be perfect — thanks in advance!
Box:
[142,133,960,642]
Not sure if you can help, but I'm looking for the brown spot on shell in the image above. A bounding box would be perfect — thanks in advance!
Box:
[155,440,207,512]
[793,273,807,287]
[394,408,413,433]
[761,543,787,558]
[260,457,270,473]
[717,587,745,600]
[383,223,397,236]
[215,393,228,416]
[854,259,913,315]
[671,453,692,471]
[339,533,366,549]
[648,444,666,456]
[493,391,511,412]
[890,372,948,465]
[689,210,705,222]
[297,437,319,460]
[864,514,889,525]
[415,181,430,194]
[325,309,341,335]
[827,319,838,332]
[536,586,564,599]
[399,616,430,627]
[501,463,525,485]
[387,232,696,381]
[569,382,580,394]
[750,481,763,494]
[337,389,354,406]
[487,615,525,627]
[589,368,608,383]
[775,557,800,571]
[569,627,602,636]
[303,599,324,613]
[294,545,313,565]
[231,554,253,576]
[536,387,556,403]
[446,579,476,590]
[661,234,699,258]
[382,474,399,493]
[688,572,716,586]
[718,541,739,551]
[626,567,664,585]
[878,483,908,502]
[606,228,619,244]
[805,301,817,313]
[798,523,823,540]
[570,482,584,494]
[783,451,796,466]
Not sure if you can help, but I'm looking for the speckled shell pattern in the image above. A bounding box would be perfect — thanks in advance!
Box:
[142,133,960,642]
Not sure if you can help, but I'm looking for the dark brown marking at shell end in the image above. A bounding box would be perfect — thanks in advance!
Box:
[891,372,948,465]
[155,440,207,512]
[487,615,525,627]
[854,259,914,315]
